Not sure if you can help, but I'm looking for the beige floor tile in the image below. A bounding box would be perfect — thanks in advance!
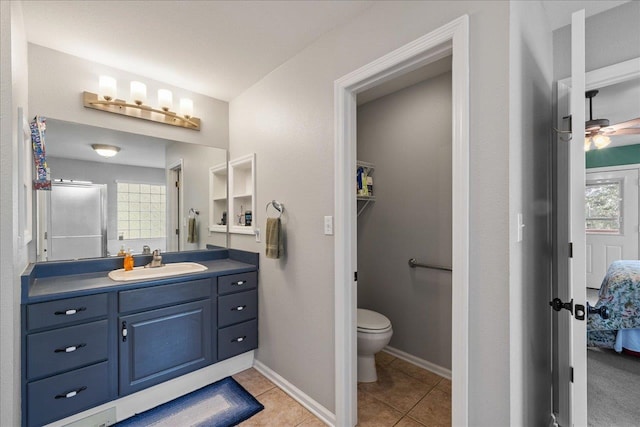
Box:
[358,364,432,413]
[240,388,312,426]
[375,351,397,367]
[389,358,444,388]
[435,379,451,394]
[394,416,427,427]
[233,368,276,397]
[407,388,451,427]
[356,390,403,426]
[297,415,329,426]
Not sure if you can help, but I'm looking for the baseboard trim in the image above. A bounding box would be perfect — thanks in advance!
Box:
[253,359,336,426]
[384,346,452,380]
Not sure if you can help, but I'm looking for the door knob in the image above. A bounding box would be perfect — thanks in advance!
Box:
[587,302,610,319]
[549,298,573,314]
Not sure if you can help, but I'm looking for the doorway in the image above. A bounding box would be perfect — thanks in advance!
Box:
[557,55,640,425]
[168,160,183,252]
[334,16,469,426]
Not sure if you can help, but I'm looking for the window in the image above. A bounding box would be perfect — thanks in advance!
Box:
[585,179,622,234]
[117,182,166,239]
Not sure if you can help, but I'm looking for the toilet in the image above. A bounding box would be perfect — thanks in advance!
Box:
[357,308,393,383]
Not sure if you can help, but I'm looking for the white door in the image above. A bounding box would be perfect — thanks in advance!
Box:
[555,9,587,427]
[586,169,639,288]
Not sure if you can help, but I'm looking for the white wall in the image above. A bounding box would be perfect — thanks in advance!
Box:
[0,2,29,425]
[229,1,511,423]
[28,44,229,150]
[356,72,452,371]
[509,1,554,425]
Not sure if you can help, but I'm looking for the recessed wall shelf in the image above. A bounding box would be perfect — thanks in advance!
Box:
[208,163,227,233]
[357,161,375,216]
[228,153,256,235]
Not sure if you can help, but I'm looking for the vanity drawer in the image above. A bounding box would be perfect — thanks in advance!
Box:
[218,319,257,361]
[27,361,110,427]
[27,320,108,380]
[218,289,257,328]
[27,294,108,331]
[218,271,257,295]
[119,278,211,313]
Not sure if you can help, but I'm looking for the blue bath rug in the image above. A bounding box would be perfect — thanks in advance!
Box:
[116,377,264,427]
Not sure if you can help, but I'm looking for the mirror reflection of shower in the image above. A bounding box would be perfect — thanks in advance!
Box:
[42,181,106,261]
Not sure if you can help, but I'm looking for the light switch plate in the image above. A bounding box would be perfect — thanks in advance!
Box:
[324,216,333,235]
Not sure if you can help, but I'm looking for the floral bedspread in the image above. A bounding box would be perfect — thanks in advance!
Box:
[587,260,640,349]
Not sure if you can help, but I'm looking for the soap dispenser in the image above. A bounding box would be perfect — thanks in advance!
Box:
[124,248,134,271]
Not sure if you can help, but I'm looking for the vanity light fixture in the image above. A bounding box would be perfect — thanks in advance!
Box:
[92,144,121,158]
[84,76,200,131]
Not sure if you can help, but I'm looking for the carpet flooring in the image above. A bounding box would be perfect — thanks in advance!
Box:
[588,348,640,427]
[116,377,264,427]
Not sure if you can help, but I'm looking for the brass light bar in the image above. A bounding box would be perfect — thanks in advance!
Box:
[83,91,201,131]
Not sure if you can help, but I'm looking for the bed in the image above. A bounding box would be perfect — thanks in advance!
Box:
[587,260,640,354]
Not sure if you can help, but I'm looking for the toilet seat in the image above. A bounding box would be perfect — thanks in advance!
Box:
[357,309,392,333]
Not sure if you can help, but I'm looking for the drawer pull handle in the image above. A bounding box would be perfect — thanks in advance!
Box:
[54,343,86,353]
[232,305,247,311]
[233,281,245,286]
[232,336,246,343]
[55,386,87,399]
[122,321,128,342]
[54,307,87,316]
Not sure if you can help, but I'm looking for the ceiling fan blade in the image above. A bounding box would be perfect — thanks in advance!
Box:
[601,117,640,133]
[605,128,640,136]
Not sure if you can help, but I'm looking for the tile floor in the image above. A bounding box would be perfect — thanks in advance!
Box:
[234,351,451,426]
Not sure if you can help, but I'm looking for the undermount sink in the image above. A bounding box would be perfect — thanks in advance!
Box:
[108,262,208,282]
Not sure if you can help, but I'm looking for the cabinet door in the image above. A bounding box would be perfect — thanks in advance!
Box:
[119,300,211,395]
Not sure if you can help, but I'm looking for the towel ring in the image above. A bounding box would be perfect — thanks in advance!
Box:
[266,200,284,218]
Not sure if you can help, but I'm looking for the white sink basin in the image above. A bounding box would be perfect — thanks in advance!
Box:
[108,262,208,281]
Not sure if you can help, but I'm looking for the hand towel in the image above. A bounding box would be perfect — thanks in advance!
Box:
[187,217,197,243]
[265,217,283,259]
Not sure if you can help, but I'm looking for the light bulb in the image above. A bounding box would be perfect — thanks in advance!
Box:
[592,134,611,149]
[130,81,147,105]
[99,76,117,101]
[158,89,173,112]
[180,98,194,118]
[584,137,591,151]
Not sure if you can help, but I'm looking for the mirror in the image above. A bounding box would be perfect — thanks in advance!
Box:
[36,118,228,261]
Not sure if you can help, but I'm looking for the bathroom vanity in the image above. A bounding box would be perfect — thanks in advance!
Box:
[20,248,258,427]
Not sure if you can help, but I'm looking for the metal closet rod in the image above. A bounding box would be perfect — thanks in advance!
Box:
[408,258,452,272]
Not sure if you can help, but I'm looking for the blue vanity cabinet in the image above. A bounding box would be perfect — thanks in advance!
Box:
[217,271,258,360]
[118,279,213,396]
[24,293,114,427]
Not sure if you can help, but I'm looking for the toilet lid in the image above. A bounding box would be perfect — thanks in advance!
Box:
[357,309,391,331]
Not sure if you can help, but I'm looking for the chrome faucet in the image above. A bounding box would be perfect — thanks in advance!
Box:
[142,245,151,255]
[145,249,163,268]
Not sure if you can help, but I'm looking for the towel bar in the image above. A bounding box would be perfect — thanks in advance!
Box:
[266,200,284,218]
[408,258,452,272]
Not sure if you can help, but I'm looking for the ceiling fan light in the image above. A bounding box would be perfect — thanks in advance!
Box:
[592,134,611,149]
[584,137,591,151]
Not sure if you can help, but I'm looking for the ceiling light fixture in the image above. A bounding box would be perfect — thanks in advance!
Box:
[92,144,121,158]
[84,76,200,131]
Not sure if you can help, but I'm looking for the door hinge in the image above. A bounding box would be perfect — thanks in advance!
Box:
[569,242,573,258]
[44,231,47,239]
[570,366,574,383]
[354,271,358,281]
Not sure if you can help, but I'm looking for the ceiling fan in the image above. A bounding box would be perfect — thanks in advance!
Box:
[584,89,640,151]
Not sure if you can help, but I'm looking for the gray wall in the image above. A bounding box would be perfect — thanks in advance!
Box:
[228,1,513,423]
[553,1,640,80]
[509,1,554,424]
[28,44,230,150]
[46,157,166,255]
[166,141,228,250]
[356,72,452,371]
